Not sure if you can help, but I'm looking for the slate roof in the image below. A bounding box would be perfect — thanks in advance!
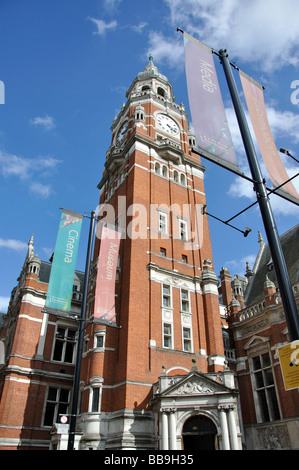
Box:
[245,224,299,306]
[39,260,85,292]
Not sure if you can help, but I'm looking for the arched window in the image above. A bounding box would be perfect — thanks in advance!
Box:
[173,170,179,183]
[157,87,165,97]
[180,173,186,186]
[155,162,161,174]
[162,165,168,178]
[135,105,145,121]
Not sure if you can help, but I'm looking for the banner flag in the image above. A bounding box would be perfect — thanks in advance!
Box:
[183,31,239,172]
[240,70,299,205]
[45,209,83,313]
[94,224,121,325]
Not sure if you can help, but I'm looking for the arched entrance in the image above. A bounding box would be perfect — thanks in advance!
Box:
[182,415,218,450]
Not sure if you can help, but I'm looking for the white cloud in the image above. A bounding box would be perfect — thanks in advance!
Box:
[103,0,122,11]
[0,151,61,179]
[0,238,27,252]
[224,253,257,277]
[0,150,61,197]
[0,151,31,179]
[227,177,256,201]
[266,107,299,144]
[227,156,299,218]
[131,22,148,34]
[88,17,117,36]
[146,31,184,68]
[163,0,299,71]
[0,296,10,312]
[30,182,53,198]
[42,247,53,259]
[30,115,55,131]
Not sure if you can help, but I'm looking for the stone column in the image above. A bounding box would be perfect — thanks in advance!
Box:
[161,410,169,450]
[219,406,230,450]
[169,410,177,450]
[227,406,239,450]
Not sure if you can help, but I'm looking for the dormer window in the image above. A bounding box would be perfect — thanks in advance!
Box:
[134,105,145,122]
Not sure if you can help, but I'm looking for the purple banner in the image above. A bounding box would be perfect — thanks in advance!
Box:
[183,32,238,171]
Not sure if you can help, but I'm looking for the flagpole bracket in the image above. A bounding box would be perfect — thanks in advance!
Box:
[202,205,251,237]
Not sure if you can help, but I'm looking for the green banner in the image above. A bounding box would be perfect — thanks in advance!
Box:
[45,209,83,312]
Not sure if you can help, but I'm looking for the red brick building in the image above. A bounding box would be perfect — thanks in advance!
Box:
[220,226,299,450]
[0,235,84,449]
[0,57,242,450]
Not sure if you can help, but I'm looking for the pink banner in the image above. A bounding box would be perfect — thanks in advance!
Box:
[240,70,299,205]
[94,225,121,324]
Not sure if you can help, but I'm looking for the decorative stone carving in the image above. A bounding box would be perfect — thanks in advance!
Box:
[256,424,291,450]
[172,377,214,395]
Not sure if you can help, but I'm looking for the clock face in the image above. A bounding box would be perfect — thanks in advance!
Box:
[156,114,179,136]
[116,121,128,146]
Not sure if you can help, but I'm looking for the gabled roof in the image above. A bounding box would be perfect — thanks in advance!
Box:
[245,224,299,306]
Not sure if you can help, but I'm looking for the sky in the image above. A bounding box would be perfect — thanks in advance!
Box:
[0,0,299,312]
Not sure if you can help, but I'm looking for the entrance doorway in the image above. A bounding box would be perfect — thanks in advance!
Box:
[182,415,218,451]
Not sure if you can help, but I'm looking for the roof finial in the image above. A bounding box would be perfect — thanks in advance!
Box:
[27,234,34,260]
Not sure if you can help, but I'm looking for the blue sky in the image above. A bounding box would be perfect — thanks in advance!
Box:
[0,0,299,312]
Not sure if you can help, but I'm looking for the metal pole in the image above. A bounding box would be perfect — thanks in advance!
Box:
[218,49,299,341]
[67,210,96,450]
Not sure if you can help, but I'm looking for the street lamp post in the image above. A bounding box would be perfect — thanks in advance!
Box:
[219,49,299,341]
[67,210,96,450]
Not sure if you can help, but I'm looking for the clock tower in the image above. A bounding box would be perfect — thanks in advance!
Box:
[78,56,241,451]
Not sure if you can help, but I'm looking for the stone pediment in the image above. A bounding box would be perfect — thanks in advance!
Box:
[161,372,231,397]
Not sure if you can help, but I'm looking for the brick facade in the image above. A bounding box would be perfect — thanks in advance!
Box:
[0,58,241,450]
[219,226,299,449]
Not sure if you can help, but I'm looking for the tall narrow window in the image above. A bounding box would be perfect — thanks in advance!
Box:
[179,220,188,241]
[181,289,190,312]
[91,387,101,413]
[163,323,172,348]
[182,327,192,352]
[162,284,171,308]
[159,212,167,234]
[251,352,280,422]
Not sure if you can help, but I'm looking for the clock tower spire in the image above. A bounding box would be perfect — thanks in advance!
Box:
[79,57,241,451]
